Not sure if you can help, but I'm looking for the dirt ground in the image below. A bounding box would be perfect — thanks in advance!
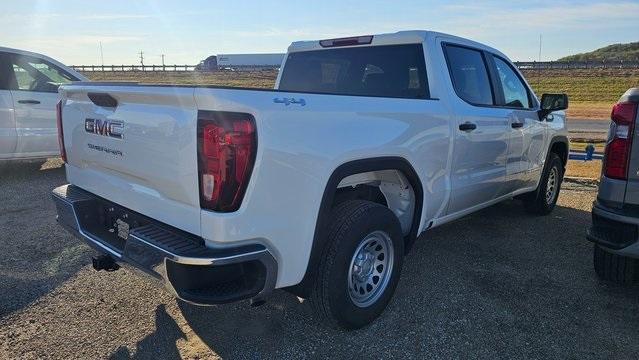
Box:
[1,159,637,359]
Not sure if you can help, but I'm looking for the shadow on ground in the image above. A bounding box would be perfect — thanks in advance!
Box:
[0,159,90,316]
[108,305,187,360]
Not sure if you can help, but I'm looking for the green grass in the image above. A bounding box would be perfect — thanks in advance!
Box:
[521,68,639,103]
[558,41,639,62]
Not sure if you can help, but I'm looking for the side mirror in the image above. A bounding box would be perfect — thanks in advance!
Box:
[538,93,568,120]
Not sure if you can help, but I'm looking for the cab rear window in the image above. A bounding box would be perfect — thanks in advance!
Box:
[278,44,429,99]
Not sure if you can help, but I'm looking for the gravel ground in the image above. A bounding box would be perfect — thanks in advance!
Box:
[1,160,638,359]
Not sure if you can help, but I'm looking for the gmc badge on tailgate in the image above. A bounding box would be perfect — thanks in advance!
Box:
[85,118,124,139]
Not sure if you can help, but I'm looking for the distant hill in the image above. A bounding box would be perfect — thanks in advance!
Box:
[559,42,639,62]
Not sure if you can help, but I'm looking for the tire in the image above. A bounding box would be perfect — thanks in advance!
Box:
[310,200,404,329]
[524,152,564,215]
[593,244,637,285]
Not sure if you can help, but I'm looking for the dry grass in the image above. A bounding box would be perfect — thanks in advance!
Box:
[84,70,277,88]
[565,160,601,179]
[565,102,613,119]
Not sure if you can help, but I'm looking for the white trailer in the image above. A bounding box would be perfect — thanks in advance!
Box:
[216,53,285,70]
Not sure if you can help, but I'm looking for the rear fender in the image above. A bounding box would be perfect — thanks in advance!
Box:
[288,157,423,297]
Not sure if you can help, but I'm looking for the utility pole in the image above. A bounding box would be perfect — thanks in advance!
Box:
[537,34,543,90]
[161,54,165,66]
[139,51,145,66]
[99,41,104,66]
[538,34,542,62]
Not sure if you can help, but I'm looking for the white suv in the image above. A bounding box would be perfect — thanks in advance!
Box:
[0,47,87,160]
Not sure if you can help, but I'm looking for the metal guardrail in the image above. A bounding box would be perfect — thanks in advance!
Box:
[71,60,639,72]
[71,64,282,72]
[71,64,197,72]
[514,60,639,69]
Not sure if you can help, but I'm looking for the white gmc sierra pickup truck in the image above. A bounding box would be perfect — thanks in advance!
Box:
[52,31,569,329]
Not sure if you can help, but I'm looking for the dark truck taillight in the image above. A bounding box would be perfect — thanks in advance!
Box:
[56,100,67,163]
[197,111,256,212]
[604,102,638,180]
[319,35,373,47]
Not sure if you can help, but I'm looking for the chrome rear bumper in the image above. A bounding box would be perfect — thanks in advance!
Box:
[52,184,277,305]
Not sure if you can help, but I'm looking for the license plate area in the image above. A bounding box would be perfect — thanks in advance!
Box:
[75,198,150,253]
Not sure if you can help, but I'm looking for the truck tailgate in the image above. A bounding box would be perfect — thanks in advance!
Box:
[60,85,202,235]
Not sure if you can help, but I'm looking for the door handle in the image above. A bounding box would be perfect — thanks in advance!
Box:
[511,122,524,128]
[18,99,41,105]
[459,122,477,132]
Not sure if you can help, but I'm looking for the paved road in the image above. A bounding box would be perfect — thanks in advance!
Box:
[1,160,638,359]
[567,118,609,133]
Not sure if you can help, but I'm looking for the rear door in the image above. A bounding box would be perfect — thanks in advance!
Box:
[442,44,510,214]
[8,53,77,157]
[0,52,17,158]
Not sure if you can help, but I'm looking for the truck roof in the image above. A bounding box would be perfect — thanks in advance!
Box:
[287,30,509,60]
[0,46,89,81]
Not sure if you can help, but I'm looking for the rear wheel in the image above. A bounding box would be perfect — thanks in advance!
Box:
[593,244,638,285]
[524,152,563,215]
[310,200,404,329]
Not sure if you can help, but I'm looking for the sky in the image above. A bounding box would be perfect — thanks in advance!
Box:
[1,0,637,66]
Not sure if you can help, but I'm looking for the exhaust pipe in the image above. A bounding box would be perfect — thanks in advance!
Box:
[92,255,120,272]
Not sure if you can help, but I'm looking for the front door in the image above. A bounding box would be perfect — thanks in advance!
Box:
[490,55,547,192]
[8,54,75,158]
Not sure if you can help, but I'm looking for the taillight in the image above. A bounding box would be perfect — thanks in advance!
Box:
[197,111,256,212]
[604,102,638,179]
[319,35,373,47]
[56,100,67,163]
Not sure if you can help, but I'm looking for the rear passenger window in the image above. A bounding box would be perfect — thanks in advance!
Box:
[9,55,76,93]
[493,56,531,108]
[444,45,493,106]
[279,44,429,99]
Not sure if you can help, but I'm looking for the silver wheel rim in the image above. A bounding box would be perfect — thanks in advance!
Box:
[347,230,394,308]
[545,166,559,204]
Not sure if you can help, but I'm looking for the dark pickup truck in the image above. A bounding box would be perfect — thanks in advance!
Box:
[588,88,639,284]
